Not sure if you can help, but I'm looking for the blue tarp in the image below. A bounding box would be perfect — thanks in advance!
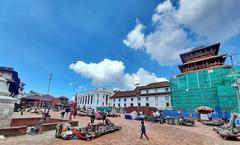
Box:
[160,110,231,120]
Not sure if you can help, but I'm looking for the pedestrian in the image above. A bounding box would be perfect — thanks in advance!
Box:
[60,110,65,119]
[73,109,77,118]
[21,107,24,116]
[102,111,107,123]
[90,109,95,124]
[65,107,70,117]
[140,121,149,140]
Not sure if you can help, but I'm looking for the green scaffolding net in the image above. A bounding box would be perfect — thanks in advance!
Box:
[170,67,240,112]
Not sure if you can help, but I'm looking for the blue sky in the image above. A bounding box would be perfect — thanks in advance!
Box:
[0,0,240,99]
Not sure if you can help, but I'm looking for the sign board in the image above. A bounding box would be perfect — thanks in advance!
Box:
[200,114,209,120]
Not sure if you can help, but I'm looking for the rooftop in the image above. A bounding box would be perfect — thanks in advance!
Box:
[111,81,170,98]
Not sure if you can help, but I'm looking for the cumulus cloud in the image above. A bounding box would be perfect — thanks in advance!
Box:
[123,19,145,49]
[124,68,168,89]
[176,0,240,42]
[69,59,167,90]
[69,59,125,86]
[123,0,240,66]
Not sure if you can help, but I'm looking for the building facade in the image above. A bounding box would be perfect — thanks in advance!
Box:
[21,92,69,109]
[110,82,171,110]
[76,88,113,110]
[170,43,240,112]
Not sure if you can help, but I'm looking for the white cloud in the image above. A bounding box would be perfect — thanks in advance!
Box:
[69,59,167,90]
[69,59,125,86]
[176,0,240,42]
[124,68,168,89]
[123,0,240,66]
[123,19,145,49]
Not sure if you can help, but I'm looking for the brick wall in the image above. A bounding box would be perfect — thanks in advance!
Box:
[1,118,78,136]
[0,126,27,136]
[10,117,71,127]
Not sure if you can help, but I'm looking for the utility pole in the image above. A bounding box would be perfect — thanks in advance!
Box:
[47,73,53,95]
[228,53,240,66]
[44,73,53,113]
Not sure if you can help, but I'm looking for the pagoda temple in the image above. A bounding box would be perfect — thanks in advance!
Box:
[178,43,231,74]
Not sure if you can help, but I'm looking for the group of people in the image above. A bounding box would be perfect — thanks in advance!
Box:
[89,110,107,124]
[60,108,71,119]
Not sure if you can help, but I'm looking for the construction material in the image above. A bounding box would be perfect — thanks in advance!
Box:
[170,67,240,112]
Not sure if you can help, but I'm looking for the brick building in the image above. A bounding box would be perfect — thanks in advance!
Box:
[21,93,69,109]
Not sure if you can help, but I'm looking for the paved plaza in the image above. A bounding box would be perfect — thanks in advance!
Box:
[0,111,239,145]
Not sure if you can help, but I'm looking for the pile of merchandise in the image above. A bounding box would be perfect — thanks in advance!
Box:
[55,119,121,141]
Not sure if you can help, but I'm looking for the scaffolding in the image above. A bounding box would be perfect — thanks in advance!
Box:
[170,66,240,112]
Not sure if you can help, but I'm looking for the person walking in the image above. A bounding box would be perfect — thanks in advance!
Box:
[140,121,149,140]
[65,107,70,118]
[60,110,65,119]
[102,111,107,123]
[90,109,95,124]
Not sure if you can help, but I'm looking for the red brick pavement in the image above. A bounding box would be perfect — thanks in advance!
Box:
[1,112,239,145]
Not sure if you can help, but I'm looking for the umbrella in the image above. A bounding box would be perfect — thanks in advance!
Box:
[196,106,214,113]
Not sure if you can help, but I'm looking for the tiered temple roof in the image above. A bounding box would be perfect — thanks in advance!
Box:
[178,43,231,74]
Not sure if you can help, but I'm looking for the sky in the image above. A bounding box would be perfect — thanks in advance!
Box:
[0,0,240,99]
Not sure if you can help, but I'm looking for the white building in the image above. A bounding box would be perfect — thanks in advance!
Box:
[0,67,19,128]
[110,82,171,110]
[76,88,113,110]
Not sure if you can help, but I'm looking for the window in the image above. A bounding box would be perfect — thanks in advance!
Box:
[97,99,99,104]
[165,96,169,101]
[113,99,115,102]
[155,88,158,92]
[102,102,104,106]
[124,98,126,102]
[90,95,93,104]
[138,98,141,101]
[119,98,121,102]
[146,89,149,94]
[155,96,158,101]
[165,88,169,92]
[87,96,90,104]
[166,102,170,107]
[131,98,133,101]
[138,103,141,107]
[145,103,149,107]
[118,103,120,107]
[85,96,87,104]
[124,103,126,107]
[113,103,115,107]
[155,103,158,106]
[130,103,133,107]
[146,97,148,101]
